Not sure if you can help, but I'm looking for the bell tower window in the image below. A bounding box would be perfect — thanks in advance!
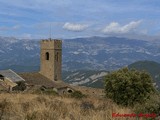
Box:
[56,52,59,62]
[55,52,59,62]
[46,52,49,60]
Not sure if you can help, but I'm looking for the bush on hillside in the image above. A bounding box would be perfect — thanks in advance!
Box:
[104,67,156,107]
[134,93,160,117]
[12,81,27,91]
[33,88,58,96]
[71,90,86,99]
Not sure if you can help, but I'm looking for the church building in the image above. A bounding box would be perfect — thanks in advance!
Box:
[0,39,73,93]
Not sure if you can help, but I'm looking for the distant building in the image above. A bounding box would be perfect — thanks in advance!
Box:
[0,69,25,82]
[40,39,62,81]
[0,69,24,91]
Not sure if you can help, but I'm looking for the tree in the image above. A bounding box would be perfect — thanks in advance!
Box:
[104,67,156,106]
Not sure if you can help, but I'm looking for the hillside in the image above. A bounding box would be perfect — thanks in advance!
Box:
[63,70,108,88]
[3,61,160,90]
[128,60,160,89]
[0,93,132,120]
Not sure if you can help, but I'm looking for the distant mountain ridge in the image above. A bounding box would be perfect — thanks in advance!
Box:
[62,60,160,89]
[0,36,160,72]
[128,60,160,90]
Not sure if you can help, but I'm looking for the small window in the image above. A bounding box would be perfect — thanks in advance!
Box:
[55,52,59,62]
[46,52,49,60]
[55,55,57,61]
[56,52,59,62]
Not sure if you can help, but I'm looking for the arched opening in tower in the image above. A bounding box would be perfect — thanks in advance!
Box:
[46,52,49,60]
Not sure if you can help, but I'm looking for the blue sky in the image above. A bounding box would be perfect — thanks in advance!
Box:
[0,0,160,39]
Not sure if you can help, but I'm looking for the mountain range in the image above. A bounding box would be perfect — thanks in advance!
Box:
[0,36,160,89]
[0,36,160,71]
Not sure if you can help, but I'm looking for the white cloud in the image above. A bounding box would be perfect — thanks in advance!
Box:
[63,22,88,32]
[0,25,20,31]
[102,20,142,34]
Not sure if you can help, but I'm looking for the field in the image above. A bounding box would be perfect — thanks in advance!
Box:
[0,93,132,120]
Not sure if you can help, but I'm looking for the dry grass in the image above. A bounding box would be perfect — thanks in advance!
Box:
[0,93,133,120]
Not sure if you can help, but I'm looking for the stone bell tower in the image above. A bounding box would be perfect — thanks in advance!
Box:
[40,39,62,81]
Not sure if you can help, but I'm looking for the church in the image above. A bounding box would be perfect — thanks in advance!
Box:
[0,39,73,94]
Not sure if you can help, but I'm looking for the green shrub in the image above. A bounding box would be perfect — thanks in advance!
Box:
[12,81,26,91]
[71,90,86,99]
[104,67,156,107]
[134,93,160,115]
[33,88,58,96]
[43,89,58,95]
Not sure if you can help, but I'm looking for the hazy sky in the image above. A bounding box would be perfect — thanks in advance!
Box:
[0,0,159,39]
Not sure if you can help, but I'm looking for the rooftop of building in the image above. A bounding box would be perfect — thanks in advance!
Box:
[0,69,25,82]
[18,72,70,88]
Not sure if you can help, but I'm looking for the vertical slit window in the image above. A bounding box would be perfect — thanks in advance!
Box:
[56,52,59,62]
[46,52,49,60]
